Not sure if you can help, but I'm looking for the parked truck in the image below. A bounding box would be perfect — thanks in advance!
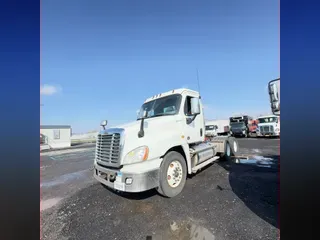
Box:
[205,119,230,138]
[248,119,259,137]
[256,115,280,137]
[229,115,253,138]
[93,88,239,198]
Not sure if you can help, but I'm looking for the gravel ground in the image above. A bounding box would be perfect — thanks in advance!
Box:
[40,138,279,240]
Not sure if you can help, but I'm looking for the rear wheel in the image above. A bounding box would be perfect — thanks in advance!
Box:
[157,151,187,198]
[222,138,238,161]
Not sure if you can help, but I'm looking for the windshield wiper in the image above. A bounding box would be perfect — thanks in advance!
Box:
[137,113,175,120]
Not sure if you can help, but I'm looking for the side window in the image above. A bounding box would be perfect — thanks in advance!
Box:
[184,96,200,116]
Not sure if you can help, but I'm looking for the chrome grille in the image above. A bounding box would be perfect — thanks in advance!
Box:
[260,125,274,133]
[95,133,121,167]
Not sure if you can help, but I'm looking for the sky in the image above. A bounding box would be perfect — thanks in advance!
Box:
[41,0,279,133]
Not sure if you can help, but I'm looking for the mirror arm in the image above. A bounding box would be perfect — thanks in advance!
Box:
[138,118,145,138]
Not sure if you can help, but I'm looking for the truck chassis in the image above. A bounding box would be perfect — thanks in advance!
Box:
[94,136,238,198]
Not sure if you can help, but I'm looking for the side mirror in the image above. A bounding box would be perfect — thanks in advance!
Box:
[100,120,108,130]
[190,98,200,115]
[268,78,280,115]
[136,110,140,118]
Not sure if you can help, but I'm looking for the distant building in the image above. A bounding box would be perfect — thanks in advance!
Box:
[40,125,71,150]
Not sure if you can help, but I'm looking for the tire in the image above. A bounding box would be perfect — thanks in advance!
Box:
[244,129,248,138]
[222,137,238,161]
[157,151,187,198]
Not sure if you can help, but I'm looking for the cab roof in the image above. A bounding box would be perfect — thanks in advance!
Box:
[257,114,278,118]
[144,88,199,103]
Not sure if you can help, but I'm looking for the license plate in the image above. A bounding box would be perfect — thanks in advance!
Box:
[116,172,122,182]
[114,181,125,191]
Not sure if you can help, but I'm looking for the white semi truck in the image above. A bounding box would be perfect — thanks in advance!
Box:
[256,114,280,137]
[93,88,239,198]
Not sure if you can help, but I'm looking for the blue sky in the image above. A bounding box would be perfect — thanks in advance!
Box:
[41,0,279,133]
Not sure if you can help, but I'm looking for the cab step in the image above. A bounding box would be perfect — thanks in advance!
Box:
[191,156,220,173]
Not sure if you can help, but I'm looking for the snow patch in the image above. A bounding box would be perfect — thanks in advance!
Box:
[41,170,89,188]
[40,197,62,211]
[235,155,277,168]
[41,148,94,157]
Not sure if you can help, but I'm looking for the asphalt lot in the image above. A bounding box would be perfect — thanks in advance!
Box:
[40,138,279,240]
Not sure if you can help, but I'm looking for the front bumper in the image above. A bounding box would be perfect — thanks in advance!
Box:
[94,163,159,193]
[257,132,280,137]
[232,131,245,136]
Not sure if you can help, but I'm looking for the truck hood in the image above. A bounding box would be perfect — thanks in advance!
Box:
[115,120,140,130]
[102,116,184,162]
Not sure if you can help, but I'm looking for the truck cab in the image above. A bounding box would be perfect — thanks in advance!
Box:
[93,88,239,198]
[248,119,259,136]
[205,123,218,137]
[205,120,230,138]
[256,115,280,137]
[229,115,252,138]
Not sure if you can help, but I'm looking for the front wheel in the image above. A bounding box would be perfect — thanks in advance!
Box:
[157,151,187,198]
[243,129,248,138]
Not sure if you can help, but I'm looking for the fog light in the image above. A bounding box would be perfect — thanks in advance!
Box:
[125,178,133,185]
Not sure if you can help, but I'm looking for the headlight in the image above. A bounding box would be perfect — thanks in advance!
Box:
[123,146,149,164]
[275,128,279,132]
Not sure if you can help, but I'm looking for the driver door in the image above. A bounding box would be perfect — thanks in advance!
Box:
[182,94,205,144]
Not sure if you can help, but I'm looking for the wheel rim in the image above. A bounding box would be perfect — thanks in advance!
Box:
[226,143,231,156]
[167,160,183,188]
[233,141,238,152]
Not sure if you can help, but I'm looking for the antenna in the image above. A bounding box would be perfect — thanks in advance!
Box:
[196,68,201,99]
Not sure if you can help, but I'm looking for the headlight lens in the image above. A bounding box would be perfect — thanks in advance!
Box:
[123,146,149,164]
[275,128,279,132]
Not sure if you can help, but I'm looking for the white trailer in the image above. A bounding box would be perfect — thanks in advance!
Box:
[93,88,239,198]
[205,120,230,137]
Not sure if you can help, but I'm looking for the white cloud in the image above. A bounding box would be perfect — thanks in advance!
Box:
[40,84,61,96]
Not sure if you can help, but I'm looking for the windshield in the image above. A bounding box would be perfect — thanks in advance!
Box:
[258,117,277,123]
[137,94,182,120]
[205,125,217,131]
[230,122,245,128]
